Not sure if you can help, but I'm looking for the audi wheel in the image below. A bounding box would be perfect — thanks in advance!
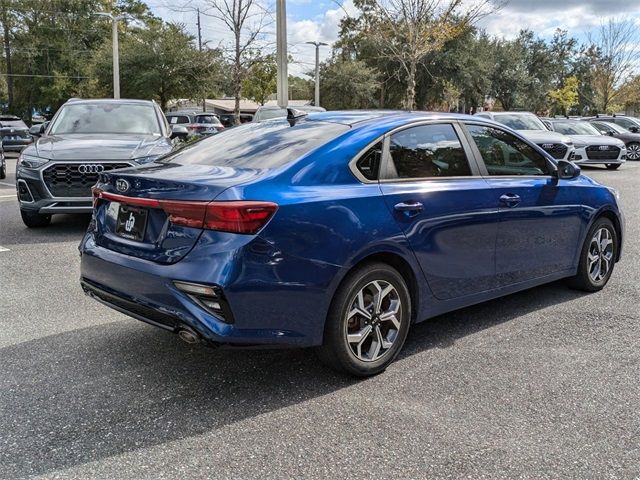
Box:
[317,262,411,377]
[626,142,640,160]
[20,209,51,228]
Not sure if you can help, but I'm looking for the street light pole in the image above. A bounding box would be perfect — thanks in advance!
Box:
[305,41,327,107]
[96,12,127,99]
[276,0,288,108]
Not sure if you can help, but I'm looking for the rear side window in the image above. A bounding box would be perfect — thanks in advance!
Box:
[168,115,190,125]
[467,124,550,176]
[356,142,382,180]
[160,119,349,169]
[387,123,472,179]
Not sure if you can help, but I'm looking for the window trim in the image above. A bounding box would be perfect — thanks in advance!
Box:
[348,137,385,184]
[460,121,558,180]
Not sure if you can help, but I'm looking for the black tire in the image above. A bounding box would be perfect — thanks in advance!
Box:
[626,142,640,160]
[605,163,621,170]
[20,209,51,228]
[0,162,5,179]
[568,217,617,292]
[316,262,412,377]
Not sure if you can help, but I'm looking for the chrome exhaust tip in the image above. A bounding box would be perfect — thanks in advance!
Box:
[177,327,200,344]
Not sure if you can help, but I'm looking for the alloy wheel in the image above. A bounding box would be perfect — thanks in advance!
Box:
[344,280,402,362]
[588,227,614,283]
[627,144,640,160]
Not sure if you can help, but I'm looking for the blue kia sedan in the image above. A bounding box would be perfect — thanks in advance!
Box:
[80,110,624,376]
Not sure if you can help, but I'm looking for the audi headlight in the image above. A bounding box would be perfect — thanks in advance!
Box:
[18,154,48,168]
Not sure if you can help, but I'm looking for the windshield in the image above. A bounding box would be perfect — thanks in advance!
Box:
[195,114,222,125]
[495,114,547,131]
[160,119,349,169]
[49,103,161,135]
[256,108,286,121]
[552,121,600,135]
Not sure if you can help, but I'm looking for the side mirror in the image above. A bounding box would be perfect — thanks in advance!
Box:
[555,159,581,180]
[630,126,639,133]
[29,122,47,137]
[170,124,189,140]
[607,131,615,136]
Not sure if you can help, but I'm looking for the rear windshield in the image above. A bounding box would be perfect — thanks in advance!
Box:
[195,114,222,125]
[0,119,27,129]
[160,119,349,169]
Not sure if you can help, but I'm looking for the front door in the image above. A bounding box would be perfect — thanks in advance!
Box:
[464,123,584,286]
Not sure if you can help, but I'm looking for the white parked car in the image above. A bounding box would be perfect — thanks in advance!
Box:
[474,111,575,161]
[543,119,626,170]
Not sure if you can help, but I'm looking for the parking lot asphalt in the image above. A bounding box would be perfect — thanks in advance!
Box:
[0,156,638,479]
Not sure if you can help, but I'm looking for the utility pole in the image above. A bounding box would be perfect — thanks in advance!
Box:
[305,41,327,107]
[96,12,127,99]
[276,0,288,108]
[197,8,205,112]
[1,2,14,111]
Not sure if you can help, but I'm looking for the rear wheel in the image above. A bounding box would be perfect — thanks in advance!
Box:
[317,262,411,376]
[568,217,617,292]
[0,161,5,179]
[605,163,621,170]
[20,209,51,228]
[626,142,640,160]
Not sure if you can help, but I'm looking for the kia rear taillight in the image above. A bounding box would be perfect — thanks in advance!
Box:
[93,189,277,234]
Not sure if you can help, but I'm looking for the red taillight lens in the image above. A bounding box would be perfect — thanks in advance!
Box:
[93,190,277,234]
[204,201,278,234]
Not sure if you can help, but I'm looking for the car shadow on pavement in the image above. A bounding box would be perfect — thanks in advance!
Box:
[0,212,91,247]
[0,281,587,478]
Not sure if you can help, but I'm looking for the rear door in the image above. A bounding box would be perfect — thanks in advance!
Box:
[462,122,584,286]
[378,121,499,300]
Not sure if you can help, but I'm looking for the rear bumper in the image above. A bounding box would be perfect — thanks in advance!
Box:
[79,231,342,347]
[3,139,33,152]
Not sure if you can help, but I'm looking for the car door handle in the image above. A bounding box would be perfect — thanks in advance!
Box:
[394,201,424,215]
[499,193,521,207]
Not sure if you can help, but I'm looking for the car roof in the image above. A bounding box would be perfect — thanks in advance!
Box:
[304,110,481,127]
[0,115,22,120]
[65,98,156,106]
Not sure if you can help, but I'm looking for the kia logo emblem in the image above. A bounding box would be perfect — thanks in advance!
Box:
[78,164,104,174]
[115,179,130,193]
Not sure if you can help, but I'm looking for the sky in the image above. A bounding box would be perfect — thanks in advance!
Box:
[147,0,640,78]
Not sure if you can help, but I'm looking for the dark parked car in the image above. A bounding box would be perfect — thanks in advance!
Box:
[583,115,640,134]
[166,112,225,137]
[252,105,326,122]
[16,98,187,228]
[0,115,33,153]
[585,120,640,160]
[219,113,254,127]
[81,110,624,376]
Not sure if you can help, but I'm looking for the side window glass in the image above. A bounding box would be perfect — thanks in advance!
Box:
[467,124,550,176]
[356,141,382,181]
[387,124,472,179]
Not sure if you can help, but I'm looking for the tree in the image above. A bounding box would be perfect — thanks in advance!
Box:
[201,0,269,123]
[588,19,640,113]
[548,76,579,116]
[349,0,496,109]
[91,21,218,110]
[241,55,276,105]
[319,58,380,110]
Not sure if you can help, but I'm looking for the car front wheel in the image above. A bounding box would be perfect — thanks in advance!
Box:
[626,142,640,160]
[568,217,617,292]
[317,262,411,376]
[20,209,51,228]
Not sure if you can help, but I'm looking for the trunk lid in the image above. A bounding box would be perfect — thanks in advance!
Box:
[92,162,267,264]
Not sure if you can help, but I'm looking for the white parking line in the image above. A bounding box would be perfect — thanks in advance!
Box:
[0,182,14,187]
[0,194,15,198]
[0,246,9,252]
